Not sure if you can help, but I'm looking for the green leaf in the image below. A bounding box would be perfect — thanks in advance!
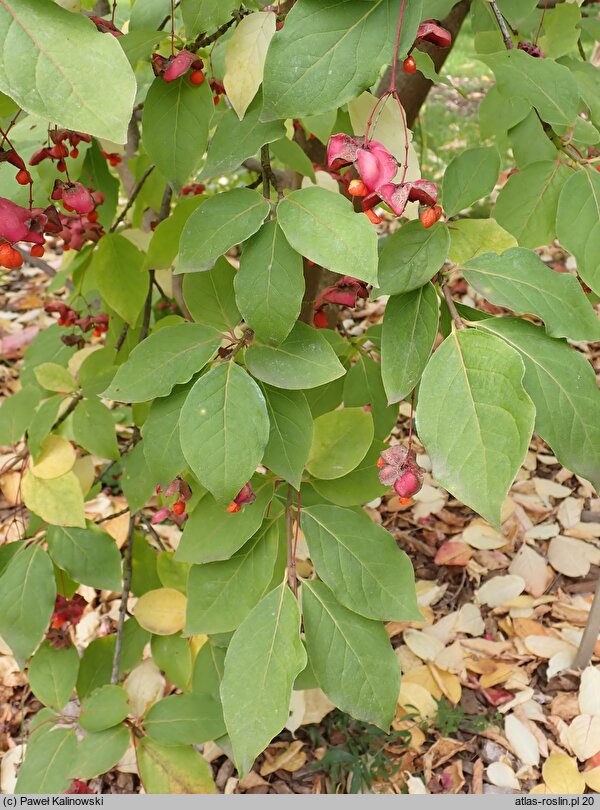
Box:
[46,524,122,591]
[21,469,86,528]
[201,93,285,179]
[302,579,399,729]
[0,386,41,444]
[305,374,345,418]
[261,385,313,489]
[301,504,421,621]
[235,220,305,345]
[480,49,580,127]
[416,329,535,527]
[0,0,135,142]
[142,385,189,485]
[175,477,274,563]
[538,2,581,59]
[448,218,517,265]
[509,109,558,169]
[462,248,600,342]
[181,363,270,502]
[475,317,600,491]
[377,221,449,295]
[381,283,440,405]
[142,76,213,189]
[178,188,270,274]
[77,622,149,698]
[343,355,397,441]
[181,0,239,38]
[311,442,388,507]
[145,195,205,270]
[151,634,192,690]
[183,257,241,333]
[245,321,345,390]
[119,29,165,67]
[556,169,600,295]
[277,187,379,285]
[72,398,119,460]
[261,0,422,120]
[79,684,130,732]
[495,0,537,27]
[185,521,278,634]
[306,408,373,480]
[34,362,76,393]
[94,235,148,326]
[442,147,500,217]
[15,725,77,794]
[28,641,79,712]
[479,85,530,140]
[221,581,306,776]
[145,692,226,746]
[121,441,156,513]
[137,738,216,794]
[70,725,131,781]
[493,160,570,249]
[103,323,221,403]
[0,544,56,667]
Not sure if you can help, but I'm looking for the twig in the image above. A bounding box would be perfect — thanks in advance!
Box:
[96,507,129,524]
[261,144,271,202]
[16,248,57,278]
[441,281,465,330]
[193,10,247,49]
[490,1,514,49]
[53,392,84,431]
[111,514,135,684]
[114,323,129,352]
[139,269,155,342]
[109,164,156,233]
[137,513,166,551]
[286,485,297,596]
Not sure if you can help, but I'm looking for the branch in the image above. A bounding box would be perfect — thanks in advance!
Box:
[109,164,156,233]
[575,582,600,669]
[96,507,129,524]
[193,9,247,49]
[111,514,135,684]
[286,486,297,596]
[490,1,514,49]
[16,248,56,278]
[139,269,155,343]
[441,281,465,330]
[53,392,83,431]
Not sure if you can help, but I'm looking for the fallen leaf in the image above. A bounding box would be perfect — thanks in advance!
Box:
[434,541,473,566]
[462,520,506,550]
[579,667,600,717]
[557,497,583,530]
[568,715,600,761]
[542,752,585,794]
[403,629,445,661]
[260,741,306,776]
[456,603,485,637]
[486,761,520,789]
[548,536,591,577]
[476,575,525,608]
[123,658,164,718]
[533,477,572,500]
[504,713,540,766]
[398,682,438,720]
[508,544,549,597]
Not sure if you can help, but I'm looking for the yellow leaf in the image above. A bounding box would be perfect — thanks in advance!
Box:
[428,664,462,704]
[21,469,86,528]
[542,753,585,794]
[403,666,442,699]
[583,766,600,792]
[260,741,306,776]
[398,682,438,720]
[134,588,187,635]
[579,667,600,717]
[568,714,600,761]
[72,455,95,496]
[34,362,76,393]
[123,659,165,718]
[223,12,276,119]
[189,635,208,660]
[30,435,75,480]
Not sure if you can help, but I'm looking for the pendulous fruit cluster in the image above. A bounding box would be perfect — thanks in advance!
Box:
[313,275,369,326]
[377,445,425,504]
[227,482,256,513]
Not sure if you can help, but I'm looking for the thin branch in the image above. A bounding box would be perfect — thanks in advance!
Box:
[53,392,83,431]
[137,513,166,551]
[193,10,247,49]
[111,514,135,684]
[96,507,130,524]
[441,281,465,330]
[114,323,129,352]
[16,248,57,278]
[286,485,297,596]
[261,144,271,202]
[109,164,156,233]
[139,269,155,343]
[575,582,600,668]
[490,1,514,49]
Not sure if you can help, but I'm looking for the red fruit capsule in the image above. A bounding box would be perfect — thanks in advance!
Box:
[15,169,31,185]
[403,56,417,74]
[172,500,186,516]
[313,309,328,329]
[189,70,205,86]
[87,210,98,223]
[30,244,45,258]
[420,205,443,229]
[348,178,368,197]
[70,148,79,159]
